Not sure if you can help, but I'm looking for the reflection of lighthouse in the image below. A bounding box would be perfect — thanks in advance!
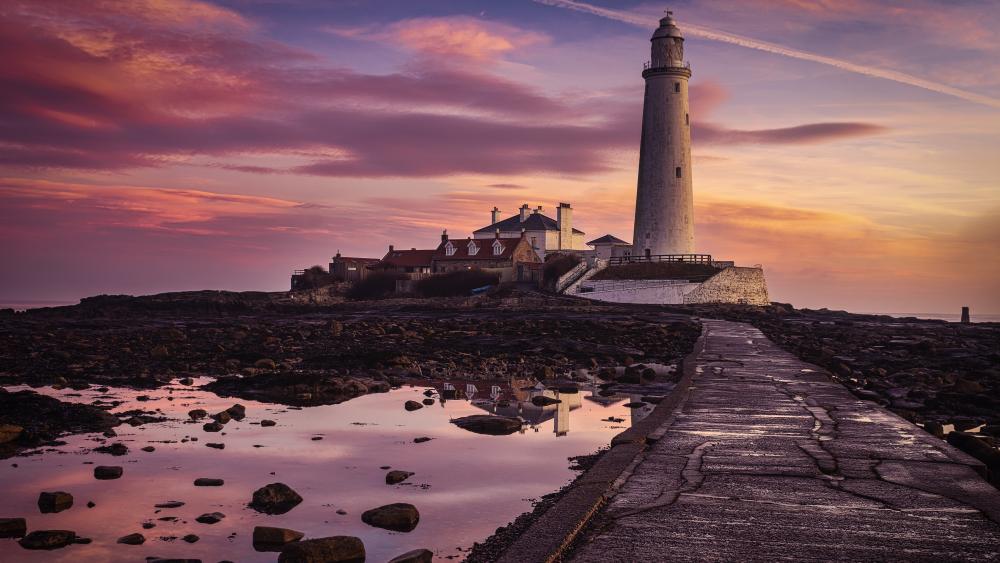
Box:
[555,397,569,436]
[633,11,695,256]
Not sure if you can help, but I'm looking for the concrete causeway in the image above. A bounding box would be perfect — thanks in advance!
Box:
[569,320,1000,562]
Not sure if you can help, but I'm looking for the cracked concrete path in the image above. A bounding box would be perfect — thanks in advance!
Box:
[570,320,1000,562]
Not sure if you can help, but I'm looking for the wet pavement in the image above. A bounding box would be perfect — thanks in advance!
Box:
[0,378,638,562]
[570,320,1000,562]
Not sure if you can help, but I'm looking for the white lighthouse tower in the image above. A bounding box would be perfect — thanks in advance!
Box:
[632,12,694,257]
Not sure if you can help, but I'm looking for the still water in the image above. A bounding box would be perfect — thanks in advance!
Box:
[1,378,641,562]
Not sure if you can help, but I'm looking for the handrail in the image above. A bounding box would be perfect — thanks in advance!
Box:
[608,254,713,266]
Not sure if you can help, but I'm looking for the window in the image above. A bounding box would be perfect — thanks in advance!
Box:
[674,82,680,93]
[530,236,537,249]
[445,241,455,256]
[685,113,689,125]
[468,241,479,256]
[675,166,682,178]
[492,240,504,255]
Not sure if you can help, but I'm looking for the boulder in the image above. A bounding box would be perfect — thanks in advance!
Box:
[178,377,194,386]
[18,530,76,550]
[404,400,423,411]
[206,443,225,449]
[255,358,277,370]
[261,419,277,427]
[451,415,522,436]
[210,411,232,424]
[0,517,27,538]
[250,483,303,515]
[226,404,247,420]
[94,442,129,456]
[195,512,225,524]
[278,536,366,563]
[389,548,434,563]
[385,470,414,485]
[117,532,145,545]
[38,491,73,513]
[253,526,305,551]
[193,478,224,487]
[188,409,207,420]
[94,466,123,480]
[421,398,435,406]
[182,533,200,543]
[413,437,432,443]
[361,503,419,532]
[203,422,224,432]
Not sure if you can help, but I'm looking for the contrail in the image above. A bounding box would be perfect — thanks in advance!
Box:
[534,0,1000,109]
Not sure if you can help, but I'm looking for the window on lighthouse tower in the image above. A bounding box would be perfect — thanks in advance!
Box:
[674,82,680,93]
[676,167,682,178]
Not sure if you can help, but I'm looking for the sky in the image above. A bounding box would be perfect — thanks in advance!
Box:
[1,0,998,314]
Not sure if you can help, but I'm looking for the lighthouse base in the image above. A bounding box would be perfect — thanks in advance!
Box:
[569,261,769,306]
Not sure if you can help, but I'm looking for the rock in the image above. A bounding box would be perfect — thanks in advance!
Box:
[329,320,344,337]
[182,533,199,543]
[413,437,432,443]
[451,415,522,436]
[38,491,73,513]
[250,482,303,515]
[94,442,129,456]
[141,446,155,452]
[253,526,305,551]
[142,522,156,529]
[117,532,145,545]
[195,512,225,524]
[624,401,646,408]
[94,466,123,480]
[210,410,232,424]
[86,501,95,508]
[361,503,419,532]
[154,501,185,508]
[19,530,76,550]
[188,409,207,420]
[0,517,27,538]
[178,377,194,386]
[531,395,561,406]
[260,419,277,427]
[193,478,224,487]
[206,443,225,449]
[150,345,169,359]
[404,400,423,411]
[389,548,434,563]
[203,422,223,432]
[385,470,414,485]
[255,359,277,370]
[278,536,366,563]
[421,398,435,406]
[226,404,246,420]
[0,424,24,444]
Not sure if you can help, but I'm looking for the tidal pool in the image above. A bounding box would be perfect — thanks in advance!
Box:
[0,378,645,561]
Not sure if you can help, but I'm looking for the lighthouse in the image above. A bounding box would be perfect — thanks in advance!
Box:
[632,12,694,257]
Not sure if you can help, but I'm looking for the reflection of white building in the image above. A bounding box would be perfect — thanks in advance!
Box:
[471,387,583,436]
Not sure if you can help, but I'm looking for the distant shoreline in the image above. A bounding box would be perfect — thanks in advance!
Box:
[1,295,998,323]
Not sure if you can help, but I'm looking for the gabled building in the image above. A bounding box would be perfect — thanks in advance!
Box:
[370,246,435,277]
[329,252,380,282]
[432,231,542,283]
[588,234,633,260]
[472,203,586,255]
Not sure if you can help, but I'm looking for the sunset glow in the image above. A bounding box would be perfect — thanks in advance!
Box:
[2,0,998,313]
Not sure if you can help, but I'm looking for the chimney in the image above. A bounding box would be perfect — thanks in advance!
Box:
[441,229,448,243]
[557,202,573,251]
[534,205,542,214]
[961,306,970,324]
[495,228,500,239]
[519,204,529,222]
[388,244,394,253]
[491,207,500,225]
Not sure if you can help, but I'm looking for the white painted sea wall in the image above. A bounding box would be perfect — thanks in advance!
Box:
[572,266,769,306]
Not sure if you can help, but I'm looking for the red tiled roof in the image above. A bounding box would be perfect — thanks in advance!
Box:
[374,249,436,268]
[433,237,519,261]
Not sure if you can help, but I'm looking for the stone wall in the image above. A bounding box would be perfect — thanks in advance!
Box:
[576,279,700,304]
[682,266,769,305]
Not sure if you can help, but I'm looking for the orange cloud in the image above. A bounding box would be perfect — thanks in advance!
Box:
[331,16,550,62]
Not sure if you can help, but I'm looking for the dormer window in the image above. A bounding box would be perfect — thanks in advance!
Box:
[445,241,455,256]
[492,240,504,255]
[468,241,479,256]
